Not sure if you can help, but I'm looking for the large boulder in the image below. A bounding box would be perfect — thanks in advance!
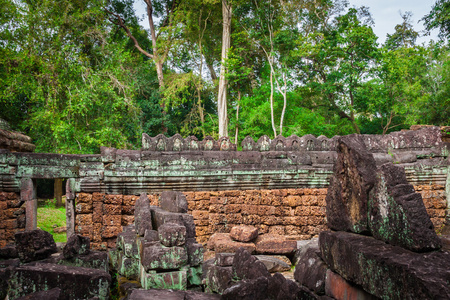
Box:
[368,163,441,252]
[15,229,57,263]
[319,230,450,300]
[325,135,377,233]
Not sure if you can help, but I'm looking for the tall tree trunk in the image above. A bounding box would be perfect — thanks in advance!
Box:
[269,58,277,138]
[235,89,241,144]
[218,0,232,137]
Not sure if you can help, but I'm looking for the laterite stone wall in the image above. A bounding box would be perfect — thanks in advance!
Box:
[0,192,25,247]
[74,186,447,249]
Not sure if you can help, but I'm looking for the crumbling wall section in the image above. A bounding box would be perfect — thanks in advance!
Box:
[74,186,446,249]
[0,192,25,247]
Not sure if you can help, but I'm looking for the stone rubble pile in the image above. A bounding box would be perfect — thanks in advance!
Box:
[111,191,206,292]
[294,134,450,300]
[0,229,111,299]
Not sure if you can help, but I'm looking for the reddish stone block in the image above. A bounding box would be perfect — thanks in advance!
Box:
[294,206,310,216]
[194,191,211,200]
[92,192,105,202]
[274,206,291,216]
[426,209,446,218]
[268,226,285,235]
[76,202,93,214]
[243,214,261,225]
[103,204,121,215]
[254,234,297,255]
[194,218,209,227]
[223,190,240,197]
[104,194,123,205]
[5,219,17,230]
[230,225,259,242]
[262,216,280,226]
[92,202,103,223]
[122,205,134,215]
[192,210,209,221]
[209,213,226,224]
[258,205,276,216]
[106,238,117,248]
[183,192,194,201]
[283,216,306,226]
[76,225,93,239]
[103,215,122,226]
[310,206,326,217]
[123,195,138,206]
[227,214,243,224]
[0,201,7,211]
[92,223,103,243]
[76,214,93,226]
[284,196,301,207]
[325,269,377,300]
[208,233,256,253]
[121,215,134,226]
[226,204,242,214]
[241,204,259,215]
[195,226,210,236]
[209,204,225,213]
[102,226,122,238]
[255,224,269,234]
[196,236,208,245]
[76,193,93,204]
[91,242,107,250]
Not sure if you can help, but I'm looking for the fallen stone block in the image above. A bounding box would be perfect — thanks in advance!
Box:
[151,207,196,238]
[15,229,57,263]
[325,269,377,300]
[221,277,269,300]
[63,234,90,259]
[254,234,297,255]
[325,135,377,233]
[204,263,233,294]
[0,244,18,259]
[140,269,187,290]
[140,243,187,271]
[319,231,450,300]
[183,265,203,286]
[184,290,221,300]
[293,237,318,265]
[134,193,153,236]
[185,238,203,266]
[255,255,291,273]
[215,252,234,267]
[8,262,111,300]
[294,246,328,295]
[269,272,302,300]
[233,247,270,281]
[57,251,109,273]
[14,288,61,300]
[159,191,188,213]
[117,230,139,259]
[208,233,256,254]
[158,222,186,247]
[118,253,140,280]
[230,225,259,242]
[368,163,441,252]
[126,289,221,300]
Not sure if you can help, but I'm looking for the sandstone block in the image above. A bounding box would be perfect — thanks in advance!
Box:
[255,255,291,273]
[185,238,203,267]
[159,191,188,213]
[319,231,450,300]
[222,277,269,300]
[205,263,233,294]
[325,269,377,300]
[134,193,153,236]
[63,234,90,259]
[254,234,297,255]
[208,233,256,254]
[104,194,123,205]
[15,229,57,263]
[102,215,122,226]
[294,245,328,295]
[230,225,259,242]
[118,255,140,280]
[101,226,122,239]
[151,207,195,238]
[215,253,234,267]
[117,230,139,259]
[140,269,187,290]
[233,247,271,281]
[8,263,111,299]
[158,222,186,247]
[326,135,377,233]
[140,243,187,271]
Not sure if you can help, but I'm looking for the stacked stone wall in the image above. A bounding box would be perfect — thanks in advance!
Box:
[0,192,25,247]
[75,185,447,249]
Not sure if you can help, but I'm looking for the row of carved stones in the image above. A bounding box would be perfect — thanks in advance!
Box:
[141,127,442,152]
[142,133,339,152]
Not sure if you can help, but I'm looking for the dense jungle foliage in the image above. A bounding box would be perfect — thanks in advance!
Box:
[1,0,449,153]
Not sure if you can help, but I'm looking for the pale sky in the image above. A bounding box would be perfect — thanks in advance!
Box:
[348,0,439,44]
[134,0,440,44]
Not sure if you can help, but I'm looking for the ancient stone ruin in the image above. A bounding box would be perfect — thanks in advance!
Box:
[0,127,449,298]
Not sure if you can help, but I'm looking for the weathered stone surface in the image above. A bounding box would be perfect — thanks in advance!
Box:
[63,234,90,259]
[117,230,139,259]
[215,252,234,267]
[160,191,188,213]
[255,255,291,273]
[185,238,203,266]
[8,263,111,300]
[140,243,187,271]
[230,225,259,242]
[15,229,57,262]
[140,269,187,290]
[319,230,450,300]
[205,263,233,294]
[254,234,297,255]
[151,207,196,238]
[158,222,186,247]
[14,288,62,300]
[0,244,18,259]
[325,269,377,300]
[233,247,271,281]
[269,272,302,300]
[368,163,441,252]
[208,233,256,254]
[293,237,318,265]
[326,135,377,233]
[127,289,221,300]
[118,254,140,280]
[134,193,152,236]
[294,245,328,295]
[221,277,270,300]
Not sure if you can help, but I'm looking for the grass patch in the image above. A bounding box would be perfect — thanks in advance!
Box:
[37,198,67,243]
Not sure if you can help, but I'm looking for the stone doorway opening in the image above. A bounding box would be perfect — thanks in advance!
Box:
[36,178,67,243]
